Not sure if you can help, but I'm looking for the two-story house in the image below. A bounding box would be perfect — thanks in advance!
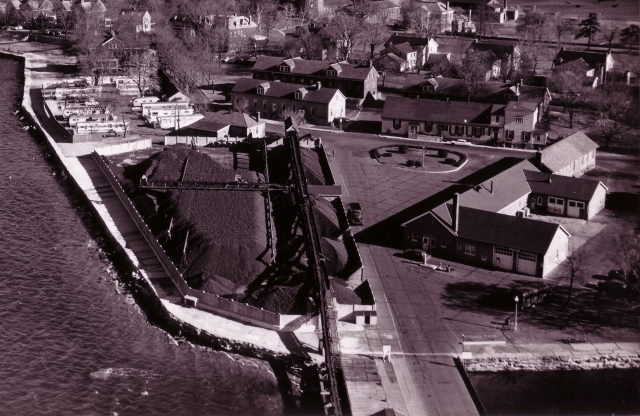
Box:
[468,40,521,77]
[376,42,417,72]
[501,101,548,148]
[231,78,346,126]
[552,48,614,85]
[120,8,152,33]
[252,56,379,103]
[215,14,258,51]
[415,1,455,32]
[383,34,439,67]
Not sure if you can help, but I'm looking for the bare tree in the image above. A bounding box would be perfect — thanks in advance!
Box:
[363,14,388,58]
[123,52,159,97]
[547,14,574,64]
[548,71,588,128]
[561,246,590,307]
[332,11,364,60]
[253,0,278,37]
[516,11,548,43]
[280,107,305,126]
[617,234,640,300]
[594,82,632,149]
[473,5,495,38]
[299,32,324,60]
[601,22,619,50]
[455,51,489,101]
[233,96,249,114]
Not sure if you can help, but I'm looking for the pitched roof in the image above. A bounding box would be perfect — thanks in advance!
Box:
[455,207,565,255]
[385,34,435,48]
[523,170,605,202]
[469,41,516,58]
[403,77,549,105]
[204,111,261,128]
[456,160,535,213]
[554,58,593,75]
[419,1,448,13]
[554,49,609,69]
[383,42,415,56]
[232,78,342,104]
[540,131,599,173]
[375,53,406,65]
[382,96,501,124]
[170,119,229,134]
[252,56,376,81]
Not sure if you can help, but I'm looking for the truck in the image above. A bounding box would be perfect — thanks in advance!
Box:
[347,203,363,226]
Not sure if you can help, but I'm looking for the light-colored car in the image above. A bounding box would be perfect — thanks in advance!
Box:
[449,139,471,147]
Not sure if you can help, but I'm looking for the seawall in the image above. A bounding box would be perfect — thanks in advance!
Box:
[0,49,303,364]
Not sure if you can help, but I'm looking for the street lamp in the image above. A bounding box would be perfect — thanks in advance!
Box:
[514,296,519,332]
[422,146,425,167]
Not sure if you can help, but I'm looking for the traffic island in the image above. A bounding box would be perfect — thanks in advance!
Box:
[373,144,468,172]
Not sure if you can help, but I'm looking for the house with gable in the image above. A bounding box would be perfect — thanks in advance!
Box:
[415,1,455,32]
[552,48,614,85]
[373,53,408,74]
[120,8,152,33]
[552,57,599,88]
[384,34,439,67]
[231,78,346,126]
[500,101,549,148]
[252,56,379,103]
[376,42,417,72]
[536,131,599,177]
[401,159,571,277]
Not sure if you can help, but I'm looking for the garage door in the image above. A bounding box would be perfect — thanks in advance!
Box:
[567,200,585,218]
[516,252,538,275]
[493,247,513,270]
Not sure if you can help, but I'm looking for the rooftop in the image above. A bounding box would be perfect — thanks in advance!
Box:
[203,111,261,128]
[540,131,599,173]
[232,78,342,104]
[554,49,611,69]
[252,56,376,81]
[524,170,605,201]
[382,96,501,124]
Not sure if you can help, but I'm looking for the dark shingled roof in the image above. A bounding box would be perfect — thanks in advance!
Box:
[252,56,376,81]
[385,34,435,48]
[554,49,609,69]
[403,77,549,105]
[232,78,342,104]
[382,96,501,124]
[524,170,604,202]
[204,111,261,128]
[382,42,415,56]
[456,207,565,255]
[540,131,599,173]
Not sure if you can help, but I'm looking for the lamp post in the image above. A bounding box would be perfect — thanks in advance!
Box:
[422,146,425,166]
[514,296,519,332]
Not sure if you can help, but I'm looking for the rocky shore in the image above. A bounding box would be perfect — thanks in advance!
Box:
[465,353,640,372]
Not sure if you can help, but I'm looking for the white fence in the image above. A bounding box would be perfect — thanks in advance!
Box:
[95,139,153,156]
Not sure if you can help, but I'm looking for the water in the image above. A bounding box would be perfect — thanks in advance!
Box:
[470,369,640,415]
[0,58,283,415]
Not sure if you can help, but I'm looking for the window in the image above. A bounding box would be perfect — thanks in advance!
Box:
[495,247,511,256]
[280,65,290,72]
[474,127,482,138]
[506,130,514,140]
[272,103,276,111]
[327,69,336,77]
[441,239,448,248]
[522,132,531,141]
[253,99,257,108]
[422,85,434,92]
[393,119,401,129]
[282,103,286,111]
[457,243,462,249]
[464,245,476,255]
[504,94,512,100]
[481,255,487,261]
[257,86,264,95]
[569,201,576,207]
[515,117,523,124]
[455,125,463,136]
[293,104,296,111]
[411,232,418,242]
[263,100,267,109]
[295,91,301,99]
[311,107,315,115]
[426,122,432,131]
[430,238,436,248]
[537,196,542,205]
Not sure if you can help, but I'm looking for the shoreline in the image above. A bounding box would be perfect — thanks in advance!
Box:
[0,47,316,412]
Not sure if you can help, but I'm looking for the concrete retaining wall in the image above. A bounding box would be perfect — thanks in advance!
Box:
[95,139,152,156]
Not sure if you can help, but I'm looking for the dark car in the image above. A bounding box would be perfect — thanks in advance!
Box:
[403,249,429,262]
[103,129,119,137]
[347,202,363,226]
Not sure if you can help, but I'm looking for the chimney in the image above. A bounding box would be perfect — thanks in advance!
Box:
[469,10,472,22]
[490,181,493,194]
[446,1,449,10]
[316,81,321,90]
[452,193,460,233]
[547,174,552,184]
[256,111,260,122]
[368,59,373,68]
[535,150,543,167]
[515,81,520,96]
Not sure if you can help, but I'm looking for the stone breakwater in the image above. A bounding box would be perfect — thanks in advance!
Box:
[465,353,640,372]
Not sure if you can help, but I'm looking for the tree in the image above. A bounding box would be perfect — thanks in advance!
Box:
[617,235,640,301]
[620,24,639,52]
[363,15,387,59]
[299,32,324,60]
[548,71,588,128]
[233,97,249,114]
[547,14,574,63]
[279,107,305,126]
[52,1,77,39]
[253,0,278,37]
[455,51,489,101]
[560,246,590,307]
[516,11,548,43]
[594,82,632,149]
[473,5,495,38]
[123,52,159,97]
[601,22,619,50]
[332,11,364,60]
[575,13,600,50]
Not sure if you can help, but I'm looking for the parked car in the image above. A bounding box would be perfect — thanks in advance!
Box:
[402,249,429,262]
[347,202,363,226]
[103,129,119,137]
[449,139,471,147]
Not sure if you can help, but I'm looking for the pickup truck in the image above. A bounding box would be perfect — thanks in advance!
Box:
[448,139,471,147]
[347,203,363,226]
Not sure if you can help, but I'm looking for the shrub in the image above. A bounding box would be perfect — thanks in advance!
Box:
[399,145,408,154]
[438,149,448,158]
[406,160,415,167]
[414,161,422,168]
[445,158,456,165]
